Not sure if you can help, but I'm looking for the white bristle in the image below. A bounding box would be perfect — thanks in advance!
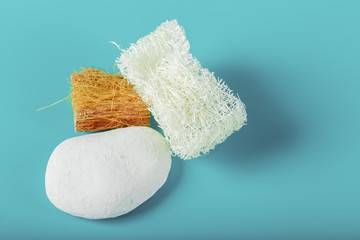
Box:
[116,20,247,159]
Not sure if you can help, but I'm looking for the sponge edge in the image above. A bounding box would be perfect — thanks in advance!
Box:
[117,20,247,159]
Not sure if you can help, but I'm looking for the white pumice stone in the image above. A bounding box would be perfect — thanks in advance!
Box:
[45,127,171,219]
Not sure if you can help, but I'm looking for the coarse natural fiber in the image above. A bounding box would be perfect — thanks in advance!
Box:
[71,68,150,132]
[116,20,247,159]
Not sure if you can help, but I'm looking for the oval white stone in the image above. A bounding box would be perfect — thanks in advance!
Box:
[45,127,171,219]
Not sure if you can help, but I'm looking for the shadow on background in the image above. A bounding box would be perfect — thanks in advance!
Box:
[211,65,299,165]
[98,139,183,223]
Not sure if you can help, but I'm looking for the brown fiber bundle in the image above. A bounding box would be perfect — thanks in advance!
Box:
[71,68,150,132]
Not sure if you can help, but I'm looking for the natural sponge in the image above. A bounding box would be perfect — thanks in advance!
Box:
[71,68,150,132]
[116,20,247,159]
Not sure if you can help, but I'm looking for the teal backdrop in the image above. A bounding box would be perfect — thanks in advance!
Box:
[1,0,359,239]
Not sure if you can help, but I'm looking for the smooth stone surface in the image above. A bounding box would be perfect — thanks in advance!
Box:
[45,127,171,219]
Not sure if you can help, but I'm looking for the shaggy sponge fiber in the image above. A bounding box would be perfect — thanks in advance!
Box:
[117,20,247,159]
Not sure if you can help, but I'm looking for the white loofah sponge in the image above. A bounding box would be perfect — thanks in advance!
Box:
[116,20,247,159]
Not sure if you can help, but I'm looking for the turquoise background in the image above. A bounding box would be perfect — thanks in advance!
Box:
[1,0,359,239]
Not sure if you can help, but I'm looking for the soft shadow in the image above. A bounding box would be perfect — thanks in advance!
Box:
[211,65,299,164]
[150,115,164,135]
[98,156,183,223]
